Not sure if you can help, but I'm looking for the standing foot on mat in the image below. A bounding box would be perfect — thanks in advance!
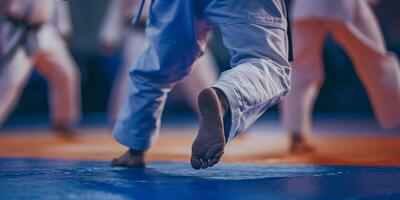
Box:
[289,132,315,154]
[112,149,146,168]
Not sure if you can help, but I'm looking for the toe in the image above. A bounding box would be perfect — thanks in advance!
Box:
[205,144,224,159]
[190,156,202,170]
[210,158,219,166]
[111,157,123,166]
[205,148,216,160]
[111,159,118,166]
[214,150,224,159]
[208,159,216,167]
[205,151,213,160]
[201,159,208,169]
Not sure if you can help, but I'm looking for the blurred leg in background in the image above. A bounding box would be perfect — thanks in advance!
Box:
[177,49,219,114]
[33,24,81,133]
[328,2,400,129]
[282,0,400,154]
[0,49,33,125]
[281,20,326,154]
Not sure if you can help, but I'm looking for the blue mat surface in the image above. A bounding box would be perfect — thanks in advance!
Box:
[0,158,399,200]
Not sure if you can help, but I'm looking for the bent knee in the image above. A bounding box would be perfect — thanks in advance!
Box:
[129,45,203,85]
[130,68,190,87]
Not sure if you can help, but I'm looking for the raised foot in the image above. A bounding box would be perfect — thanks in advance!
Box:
[191,88,226,170]
[111,149,146,168]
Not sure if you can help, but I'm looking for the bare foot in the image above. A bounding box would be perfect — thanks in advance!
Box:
[111,149,146,167]
[190,88,227,170]
[289,133,315,154]
[53,124,79,141]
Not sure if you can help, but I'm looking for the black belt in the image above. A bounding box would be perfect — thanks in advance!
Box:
[132,0,146,26]
[6,16,41,31]
[126,18,146,29]
[0,17,40,68]
[284,0,294,62]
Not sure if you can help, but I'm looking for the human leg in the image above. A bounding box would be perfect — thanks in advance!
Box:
[191,0,292,168]
[0,49,32,125]
[33,25,81,131]
[329,2,400,129]
[281,20,327,153]
[108,29,148,123]
[112,0,212,167]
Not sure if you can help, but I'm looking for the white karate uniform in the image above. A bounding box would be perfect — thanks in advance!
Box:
[281,0,400,134]
[1,0,54,25]
[112,0,291,150]
[0,0,81,126]
[100,0,219,122]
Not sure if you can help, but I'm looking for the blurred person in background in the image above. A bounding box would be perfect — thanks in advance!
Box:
[0,0,81,135]
[100,0,219,123]
[281,0,400,153]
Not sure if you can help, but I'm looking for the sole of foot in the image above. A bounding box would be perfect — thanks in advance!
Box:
[190,88,226,170]
[111,149,146,168]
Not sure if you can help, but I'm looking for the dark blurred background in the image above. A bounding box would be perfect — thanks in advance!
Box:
[4,0,400,126]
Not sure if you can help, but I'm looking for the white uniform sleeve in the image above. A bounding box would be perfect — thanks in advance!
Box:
[4,0,54,25]
[99,0,124,46]
[4,0,29,19]
[54,0,72,36]
[29,0,54,24]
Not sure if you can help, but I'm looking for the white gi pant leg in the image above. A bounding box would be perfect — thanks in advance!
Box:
[282,2,400,133]
[327,5,400,129]
[108,29,148,122]
[281,20,327,134]
[33,25,81,126]
[107,29,218,121]
[212,23,291,141]
[113,0,291,150]
[0,49,33,125]
[113,0,211,150]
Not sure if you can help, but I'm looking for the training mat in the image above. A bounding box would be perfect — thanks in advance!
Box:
[0,158,399,200]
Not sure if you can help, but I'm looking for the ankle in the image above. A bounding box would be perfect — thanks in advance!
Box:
[212,88,230,115]
[129,148,145,156]
[290,132,307,143]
